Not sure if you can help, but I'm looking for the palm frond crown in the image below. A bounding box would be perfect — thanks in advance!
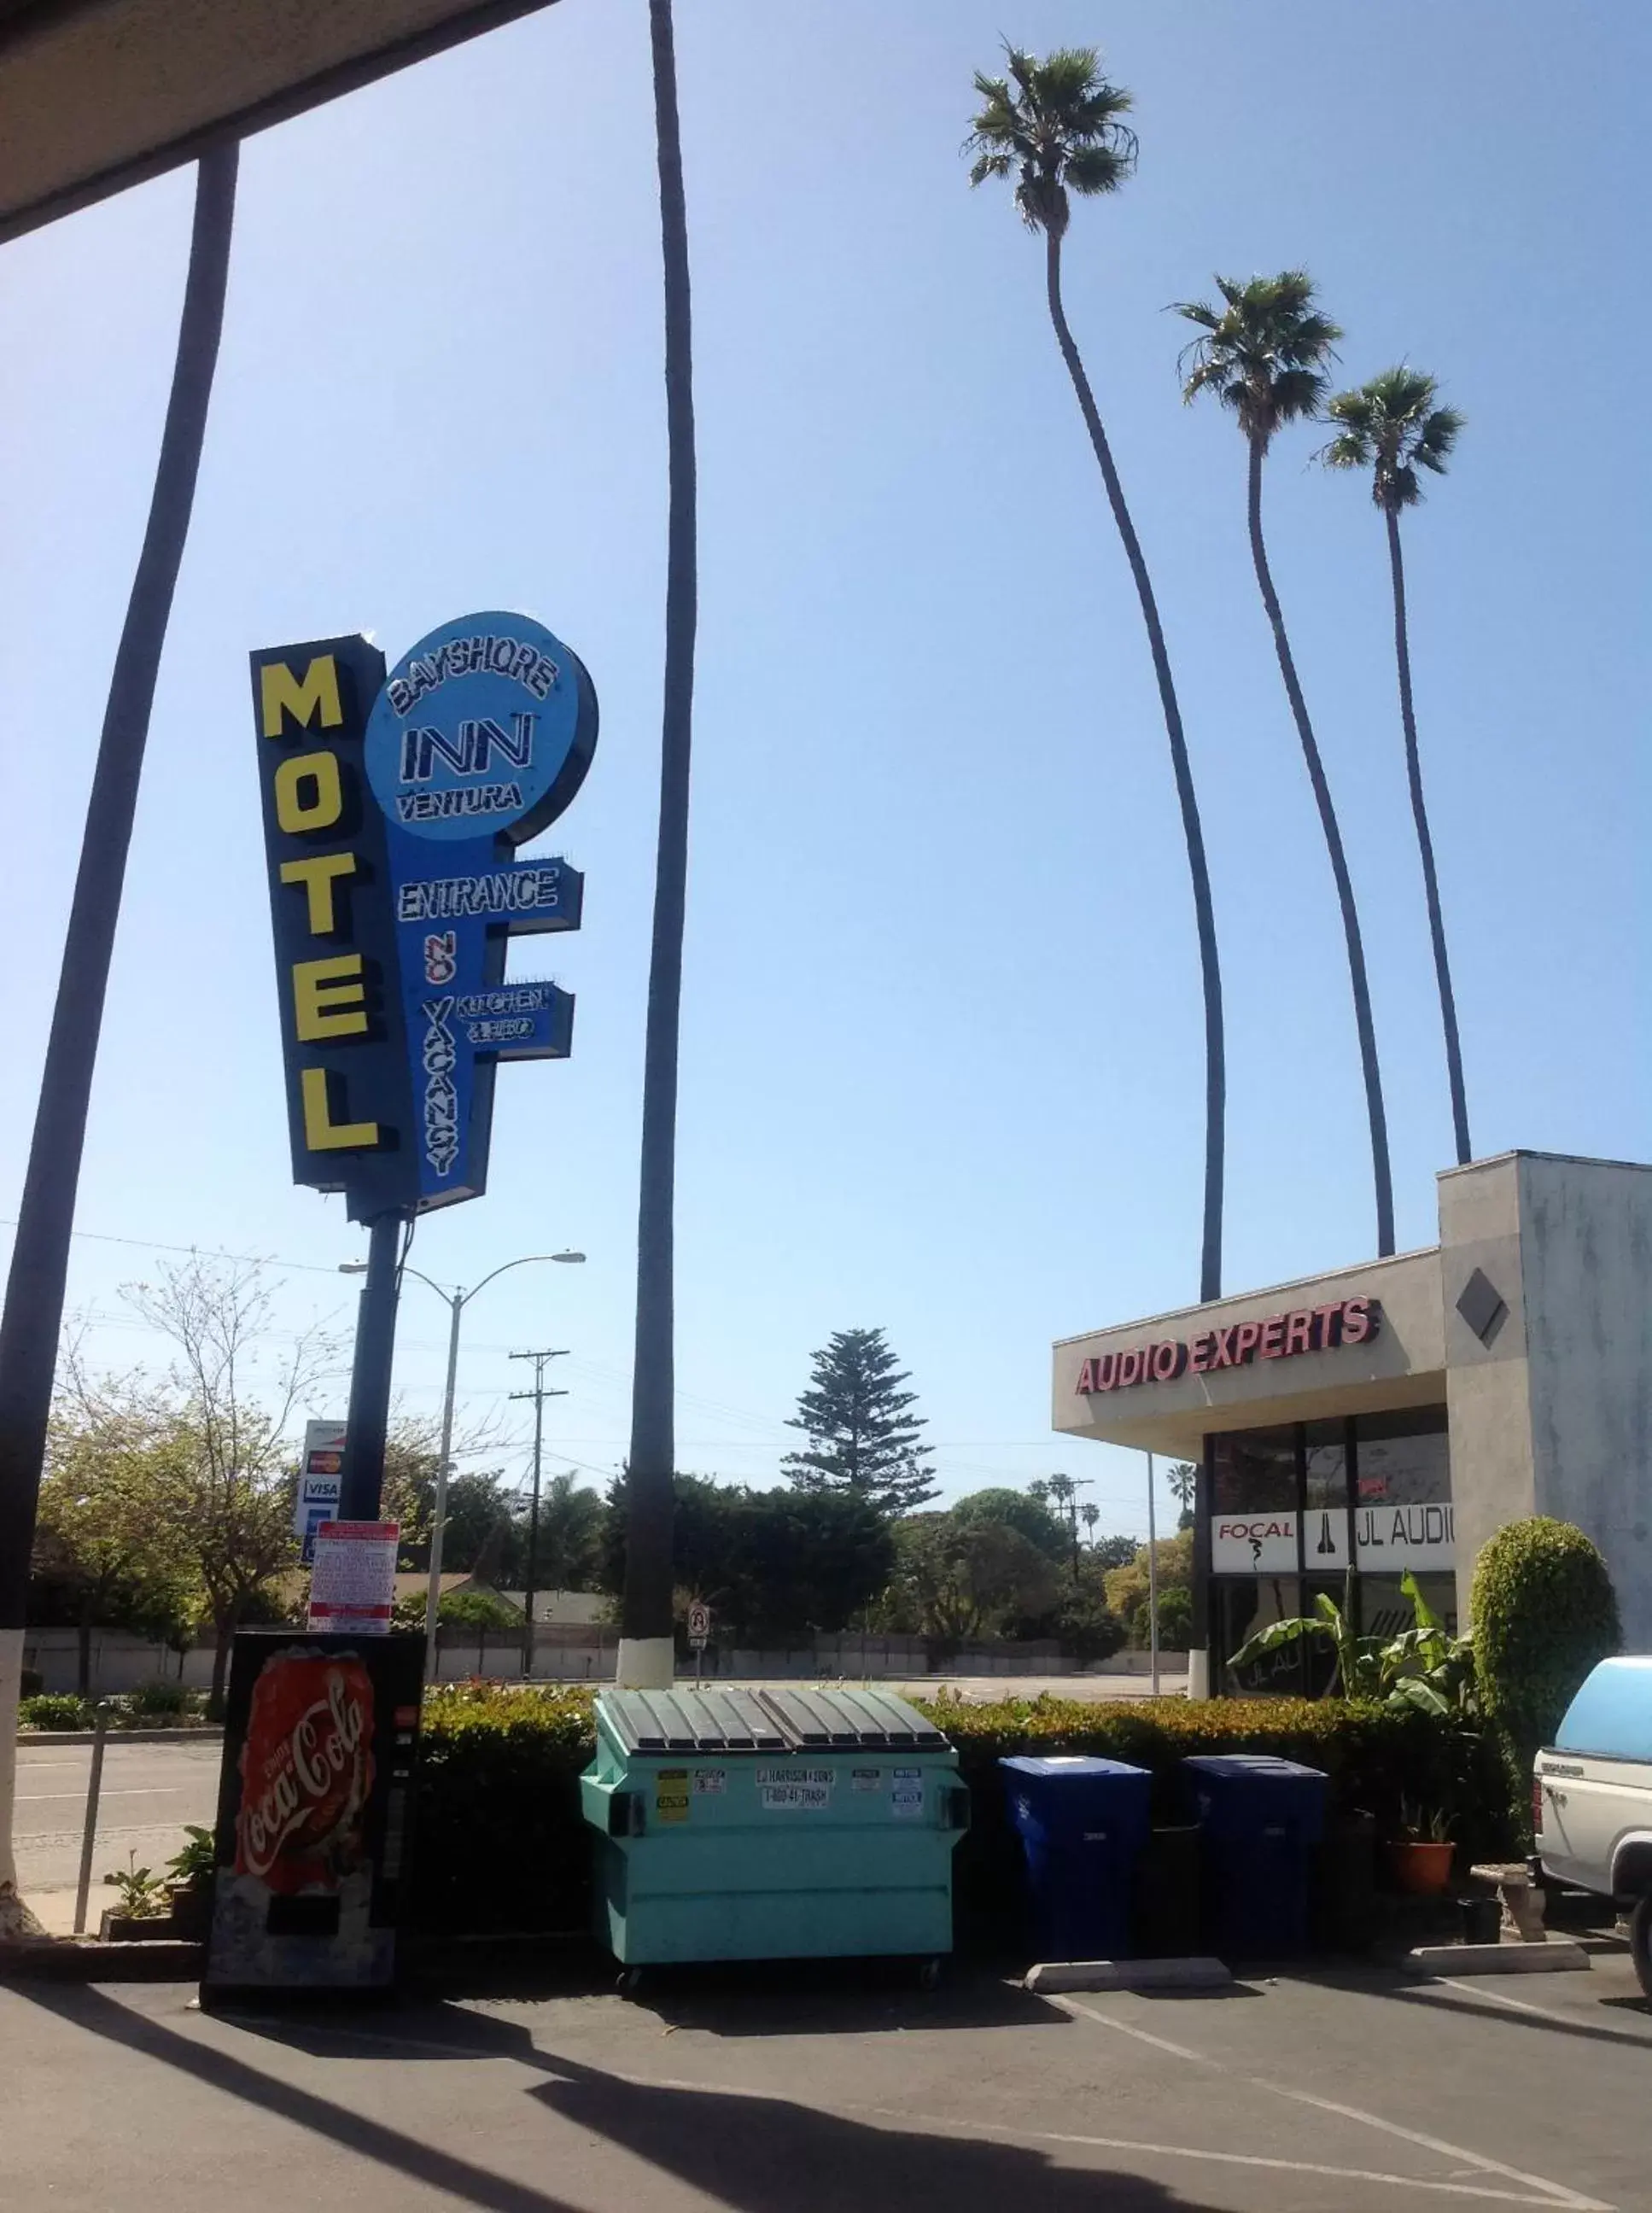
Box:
[965,43,1137,236]
[1173,271,1342,448]
[1323,365,1464,510]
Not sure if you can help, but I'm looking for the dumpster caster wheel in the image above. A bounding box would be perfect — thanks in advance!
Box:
[616,1968,645,1999]
[918,1958,944,1993]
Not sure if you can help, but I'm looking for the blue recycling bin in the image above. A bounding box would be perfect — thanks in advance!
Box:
[1180,1754,1327,1957]
[999,1755,1153,1961]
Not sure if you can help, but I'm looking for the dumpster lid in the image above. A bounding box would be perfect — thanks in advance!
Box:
[758,1685,949,1749]
[598,1687,785,1754]
[999,1755,1150,1779]
[1182,1755,1327,1782]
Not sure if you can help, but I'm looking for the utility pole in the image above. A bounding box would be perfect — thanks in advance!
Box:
[510,1349,568,1679]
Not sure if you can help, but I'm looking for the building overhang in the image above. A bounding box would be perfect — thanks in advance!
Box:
[1053,1244,1447,1458]
[0,0,560,243]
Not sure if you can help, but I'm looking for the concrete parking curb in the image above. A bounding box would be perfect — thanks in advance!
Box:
[0,1938,203,1982]
[1400,1940,1591,1976]
[1024,1956,1233,1994]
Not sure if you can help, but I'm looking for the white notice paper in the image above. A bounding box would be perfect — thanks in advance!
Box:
[307,1521,400,1635]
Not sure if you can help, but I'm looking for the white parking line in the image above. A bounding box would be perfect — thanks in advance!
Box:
[208,2012,1606,2210]
[1053,1994,1613,2213]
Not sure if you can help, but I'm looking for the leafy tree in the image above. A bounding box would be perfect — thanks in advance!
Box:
[887,1515,1059,1640]
[1322,367,1471,1164]
[950,1486,1069,1561]
[1088,1533,1140,1571]
[123,1256,339,1714]
[1007,1551,1127,1661]
[623,0,699,1661]
[32,1361,197,1690]
[967,44,1226,1301]
[601,1477,891,1646]
[781,1328,937,1515]
[392,1585,523,1633]
[1104,1531,1194,1650]
[1155,1585,1194,1649]
[526,1472,605,1594]
[1176,272,1395,1257]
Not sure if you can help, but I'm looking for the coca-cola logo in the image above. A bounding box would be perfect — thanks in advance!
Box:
[238,1665,370,1882]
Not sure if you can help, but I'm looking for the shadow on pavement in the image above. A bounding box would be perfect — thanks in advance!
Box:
[9,1979,1223,2212]
[529,2050,1217,2212]
[620,1956,1068,2037]
[1337,1964,1652,2053]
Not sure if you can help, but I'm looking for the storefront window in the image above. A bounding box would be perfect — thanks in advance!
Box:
[1215,1577,1303,1696]
[1355,1408,1450,1505]
[1303,1420,1349,1513]
[1213,1426,1297,1515]
[1205,1408,1453,1687]
[1359,1574,1457,1640]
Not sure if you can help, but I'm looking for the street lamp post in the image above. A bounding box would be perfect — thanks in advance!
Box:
[340,1249,583,1679]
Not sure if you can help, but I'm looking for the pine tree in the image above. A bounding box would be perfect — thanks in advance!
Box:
[781,1328,938,1516]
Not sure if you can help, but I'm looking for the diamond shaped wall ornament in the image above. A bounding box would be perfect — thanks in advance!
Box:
[1456,1267,1509,1346]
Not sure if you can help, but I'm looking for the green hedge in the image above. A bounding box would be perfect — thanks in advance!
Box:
[1472,1516,1620,1839]
[18,1688,208,1731]
[411,1683,597,1934]
[406,1683,1509,1941]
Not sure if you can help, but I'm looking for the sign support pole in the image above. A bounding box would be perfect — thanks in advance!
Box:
[339,1214,403,1521]
[1146,1451,1160,1698]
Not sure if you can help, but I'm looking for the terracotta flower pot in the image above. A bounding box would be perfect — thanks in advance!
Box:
[1385,1840,1455,1896]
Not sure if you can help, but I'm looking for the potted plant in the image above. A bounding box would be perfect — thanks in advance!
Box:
[164,1825,218,1941]
[98,1853,174,1941]
[1386,1801,1456,1895]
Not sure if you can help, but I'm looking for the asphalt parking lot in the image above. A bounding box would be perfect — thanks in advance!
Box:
[4,1946,1647,2212]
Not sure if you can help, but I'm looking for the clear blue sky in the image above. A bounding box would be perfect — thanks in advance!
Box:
[1,1,1646,1538]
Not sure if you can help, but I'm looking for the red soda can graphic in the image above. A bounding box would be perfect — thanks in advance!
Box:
[234,1650,376,1895]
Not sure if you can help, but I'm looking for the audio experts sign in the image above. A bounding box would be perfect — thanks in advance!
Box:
[251,612,596,1220]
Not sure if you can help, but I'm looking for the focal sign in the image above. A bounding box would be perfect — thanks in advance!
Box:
[1075,1297,1379,1397]
[251,613,596,1219]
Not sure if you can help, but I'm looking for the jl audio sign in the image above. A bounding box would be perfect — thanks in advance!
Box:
[251,614,597,1219]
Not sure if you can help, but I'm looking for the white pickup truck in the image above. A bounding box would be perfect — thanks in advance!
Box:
[1535,1655,1652,1995]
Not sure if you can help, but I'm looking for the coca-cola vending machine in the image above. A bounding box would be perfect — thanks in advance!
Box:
[201,1630,423,2003]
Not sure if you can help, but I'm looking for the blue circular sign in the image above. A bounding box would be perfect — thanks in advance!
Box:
[365,610,598,845]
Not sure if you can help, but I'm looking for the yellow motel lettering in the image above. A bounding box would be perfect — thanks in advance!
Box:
[250,634,420,1220]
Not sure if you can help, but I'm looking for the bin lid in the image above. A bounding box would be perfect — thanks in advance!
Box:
[757,1685,949,1749]
[999,1756,1150,1780]
[1182,1755,1327,1783]
[598,1686,785,1754]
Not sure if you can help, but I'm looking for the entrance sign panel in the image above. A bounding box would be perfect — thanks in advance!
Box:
[365,610,594,1210]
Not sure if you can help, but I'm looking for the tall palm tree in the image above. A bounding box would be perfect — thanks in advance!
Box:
[1322,369,1471,1165]
[621,0,698,1687]
[0,146,237,1932]
[1176,272,1396,1257]
[967,47,1228,1302]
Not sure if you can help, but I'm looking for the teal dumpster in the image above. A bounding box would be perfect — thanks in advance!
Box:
[581,1685,969,1966]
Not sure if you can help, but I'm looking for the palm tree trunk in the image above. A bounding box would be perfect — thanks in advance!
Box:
[622,0,697,1679]
[1246,435,1395,1256]
[1043,229,1226,1300]
[1386,506,1471,1165]
[0,149,237,1915]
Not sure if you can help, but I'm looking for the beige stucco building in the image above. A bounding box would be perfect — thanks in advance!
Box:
[1053,1152,1652,1695]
